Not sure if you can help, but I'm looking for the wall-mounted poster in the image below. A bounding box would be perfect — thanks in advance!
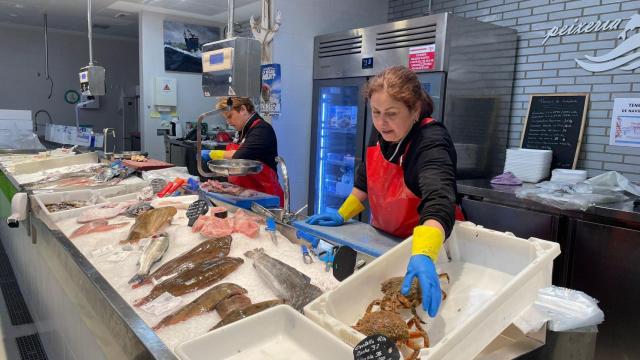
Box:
[163,21,220,73]
[260,64,281,118]
[610,98,640,148]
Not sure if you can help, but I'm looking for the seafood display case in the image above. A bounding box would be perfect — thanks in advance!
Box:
[309,13,517,218]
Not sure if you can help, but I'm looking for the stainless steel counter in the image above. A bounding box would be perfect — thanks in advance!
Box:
[457,179,640,227]
[0,153,176,359]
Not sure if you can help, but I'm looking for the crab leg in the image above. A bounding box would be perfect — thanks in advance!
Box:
[408,315,430,348]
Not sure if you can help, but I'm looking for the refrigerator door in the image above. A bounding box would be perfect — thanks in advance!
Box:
[309,78,367,215]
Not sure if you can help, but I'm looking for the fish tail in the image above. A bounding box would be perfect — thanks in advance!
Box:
[128,274,143,285]
[130,277,149,289]
[133,294,155,307]
[243,248,264,259]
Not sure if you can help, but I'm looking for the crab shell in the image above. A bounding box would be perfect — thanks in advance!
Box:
[353,310,410,342]
[381,277,421,306]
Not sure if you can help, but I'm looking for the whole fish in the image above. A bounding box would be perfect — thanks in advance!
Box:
[215,293,252,319]
[122,207,177,244]
[133,257,243,307]
[69,220,130,239]
[125,202,154,218]
[132,236,232,289]
[244,248,323,311]
[152,283,247,330]
[210,300,284,330]
[128,233,170,285]
[77,200,138,223]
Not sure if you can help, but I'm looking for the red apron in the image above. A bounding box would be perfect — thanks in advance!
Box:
[366,118,464,238]
[226,120,285,206]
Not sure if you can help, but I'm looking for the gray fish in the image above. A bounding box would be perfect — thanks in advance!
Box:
[129,232,170,285]
[244,248,323,311]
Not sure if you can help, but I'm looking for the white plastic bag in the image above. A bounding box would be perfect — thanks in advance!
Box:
[585,171,640,196]
[535,286,604,332]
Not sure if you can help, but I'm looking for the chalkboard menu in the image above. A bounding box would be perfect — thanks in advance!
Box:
[521,94,589,169]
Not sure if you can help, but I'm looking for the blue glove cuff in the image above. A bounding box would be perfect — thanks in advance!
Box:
[200,150,211,161]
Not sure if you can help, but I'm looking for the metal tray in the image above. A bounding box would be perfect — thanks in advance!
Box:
[207,159,263,176]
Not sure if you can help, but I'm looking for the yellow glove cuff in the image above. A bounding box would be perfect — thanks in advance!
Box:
[337,194,365,221]
[209,150,225,160]
[411,225,445,262]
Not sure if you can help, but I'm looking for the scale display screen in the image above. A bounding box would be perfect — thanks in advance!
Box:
[79,71,88,82]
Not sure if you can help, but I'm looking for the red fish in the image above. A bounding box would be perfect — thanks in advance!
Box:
[69,220,130,239]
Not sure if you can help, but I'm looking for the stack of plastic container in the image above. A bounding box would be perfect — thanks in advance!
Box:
[504,148,553,183]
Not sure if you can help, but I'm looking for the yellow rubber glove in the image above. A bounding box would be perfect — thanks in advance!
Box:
[337,194,365,222]
[208,150,225,160]
[411,225,444,262]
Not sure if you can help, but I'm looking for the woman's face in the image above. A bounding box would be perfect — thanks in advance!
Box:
[224,106,251,130]
[370,90,420,143]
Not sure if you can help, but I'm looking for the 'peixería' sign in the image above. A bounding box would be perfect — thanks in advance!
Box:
[542,12,640,72]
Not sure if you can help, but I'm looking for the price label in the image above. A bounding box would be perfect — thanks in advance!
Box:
[186,200,209,227]
[353,335,400,360]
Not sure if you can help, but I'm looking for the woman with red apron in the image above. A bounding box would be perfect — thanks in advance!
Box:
[307,66,463,318]
[201,97,284,205]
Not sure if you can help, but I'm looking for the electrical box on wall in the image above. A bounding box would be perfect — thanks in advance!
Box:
[79,94,100,109]
[154,77,177,107]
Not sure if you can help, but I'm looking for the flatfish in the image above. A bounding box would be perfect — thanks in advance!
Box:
[132,236,232,288]
[210,300,284,330]
[215,293,252,319]
[152,283,247,330]
[122,207,177,244]
[133,257,243,306]
[244,248,323,311]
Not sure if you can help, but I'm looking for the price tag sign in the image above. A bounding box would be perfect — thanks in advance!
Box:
[186,200,209,227]
[151,178,167,194]
[353,335,400,360]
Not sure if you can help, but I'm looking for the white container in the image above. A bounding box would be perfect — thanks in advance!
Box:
[304,222,560,360]
[95,180,150,199]
[31,190,107,229]
[174,304,353,360]
[504,149,552,183]
[550,169,587,184]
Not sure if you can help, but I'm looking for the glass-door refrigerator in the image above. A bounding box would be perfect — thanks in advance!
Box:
[308,78,366,215]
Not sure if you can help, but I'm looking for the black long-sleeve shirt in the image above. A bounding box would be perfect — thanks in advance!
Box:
[232,113,279,171]
[354,120,458,237]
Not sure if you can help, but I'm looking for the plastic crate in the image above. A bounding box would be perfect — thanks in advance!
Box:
[30,190,107,229]
[304,221,560,360]
[175,305,352,360]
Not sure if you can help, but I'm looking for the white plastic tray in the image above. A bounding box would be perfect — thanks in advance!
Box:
[174,304,353,360]
[30,190,107,229]
[304,221,560,360]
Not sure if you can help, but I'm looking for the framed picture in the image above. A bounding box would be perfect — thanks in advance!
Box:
[163,20,221,73]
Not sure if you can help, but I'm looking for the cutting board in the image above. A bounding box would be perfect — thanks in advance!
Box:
[204,190,280,210]
[122,159,175,171]
[293,220,402,257]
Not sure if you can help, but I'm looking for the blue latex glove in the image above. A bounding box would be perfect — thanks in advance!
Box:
[305,213,344,227]
[401,254,441,317]
[200,150,211,161]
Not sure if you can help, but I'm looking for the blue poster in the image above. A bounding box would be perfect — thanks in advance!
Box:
[260,64,281,118]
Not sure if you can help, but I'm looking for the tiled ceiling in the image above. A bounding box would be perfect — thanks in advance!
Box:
[0,0,261,38]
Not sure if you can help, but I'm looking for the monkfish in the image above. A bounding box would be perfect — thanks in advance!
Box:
[244,248,323,311]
